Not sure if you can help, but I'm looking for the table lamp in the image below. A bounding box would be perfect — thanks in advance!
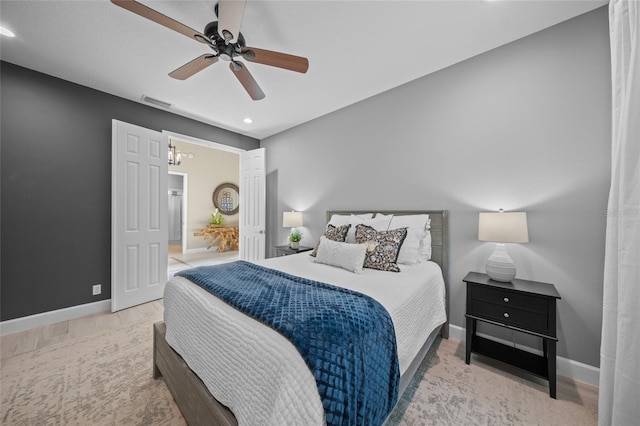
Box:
[283,211,303,248]
[478,210,529,282]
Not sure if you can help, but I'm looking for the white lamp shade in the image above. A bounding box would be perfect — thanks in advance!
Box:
[283,211,303,228]
[478,212,529,243]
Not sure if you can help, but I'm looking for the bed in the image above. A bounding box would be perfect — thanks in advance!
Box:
[153,210,450,425]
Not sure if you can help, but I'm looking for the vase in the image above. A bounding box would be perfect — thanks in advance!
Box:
[290,241,299,250]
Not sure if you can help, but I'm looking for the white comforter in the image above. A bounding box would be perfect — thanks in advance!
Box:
[163,253,446,426]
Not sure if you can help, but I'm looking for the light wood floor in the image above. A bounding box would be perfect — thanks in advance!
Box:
[0,300,164,368]
[168,243,238,276]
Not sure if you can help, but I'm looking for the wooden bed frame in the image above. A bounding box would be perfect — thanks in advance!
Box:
[153,210,449,425]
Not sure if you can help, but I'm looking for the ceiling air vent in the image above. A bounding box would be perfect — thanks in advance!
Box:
[141,95,172,109]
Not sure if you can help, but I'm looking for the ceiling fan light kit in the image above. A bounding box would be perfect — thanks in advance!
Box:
[111,0,309,100]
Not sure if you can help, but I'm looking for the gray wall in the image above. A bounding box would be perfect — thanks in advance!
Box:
[262,7,610,367]
[0,61,259,321]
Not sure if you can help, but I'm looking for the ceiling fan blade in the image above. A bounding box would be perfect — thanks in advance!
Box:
[111,0,212,46]
[240,47,309,74]
[217,0,246,44]
[229,61,265,101]
[169,55,218,80]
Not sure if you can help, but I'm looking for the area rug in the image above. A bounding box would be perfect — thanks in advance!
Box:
[386,341,598,426]
[1,319,184,425]
[2,320,597,425]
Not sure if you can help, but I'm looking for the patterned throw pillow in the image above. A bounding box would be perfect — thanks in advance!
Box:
[355,224,408,272]
[310,224,351,257]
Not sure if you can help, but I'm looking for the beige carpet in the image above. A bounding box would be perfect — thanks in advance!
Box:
[387,339,597,426]
[2,318,597,425]
[1,319,184,425]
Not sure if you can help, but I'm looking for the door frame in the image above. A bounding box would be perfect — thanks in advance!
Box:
[168,171,188,254]
[163,131,245,155]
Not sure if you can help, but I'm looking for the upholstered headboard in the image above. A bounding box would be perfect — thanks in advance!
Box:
[326,210,450,338]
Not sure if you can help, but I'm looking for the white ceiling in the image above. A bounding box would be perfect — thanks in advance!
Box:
[0,0,606,140]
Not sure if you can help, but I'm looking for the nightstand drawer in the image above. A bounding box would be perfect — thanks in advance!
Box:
[471,299,549,333]
[472,285,548,314]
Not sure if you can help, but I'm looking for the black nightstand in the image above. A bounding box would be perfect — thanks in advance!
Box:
[274,245,313,257]
[464,271,561,398]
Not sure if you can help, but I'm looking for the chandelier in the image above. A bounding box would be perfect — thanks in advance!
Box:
[168,142,181,166]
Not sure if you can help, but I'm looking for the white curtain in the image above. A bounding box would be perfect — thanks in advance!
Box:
[599,1,640,425]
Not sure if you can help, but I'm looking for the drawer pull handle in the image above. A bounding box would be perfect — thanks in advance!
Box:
[503,312,510,318]
[503,297,510,303]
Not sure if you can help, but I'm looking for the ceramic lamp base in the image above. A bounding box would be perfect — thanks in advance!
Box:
[485,243,516,282]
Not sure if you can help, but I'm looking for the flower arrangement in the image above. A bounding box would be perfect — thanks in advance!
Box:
[210,208,225,225]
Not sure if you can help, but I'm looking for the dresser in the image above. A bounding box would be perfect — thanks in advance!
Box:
[463,271,561,398]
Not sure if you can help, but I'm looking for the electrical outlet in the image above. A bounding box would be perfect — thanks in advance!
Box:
[92,284,101,296]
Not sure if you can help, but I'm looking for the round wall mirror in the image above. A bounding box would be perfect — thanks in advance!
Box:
[212,183,239,215]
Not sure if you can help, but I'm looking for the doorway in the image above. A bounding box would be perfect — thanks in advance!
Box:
[112,121,265,311]
[166,135,242,276]
[168,171,187,253]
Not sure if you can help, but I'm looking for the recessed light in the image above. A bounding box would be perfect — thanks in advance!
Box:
[0,26,16,38]
[243,117,253,124]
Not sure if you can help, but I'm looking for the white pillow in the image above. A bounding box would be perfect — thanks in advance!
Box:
[327,213,373,228]
[376,213,430,264]
[418,229,432,262]
[373,213,393,224]
[328,214,390,243]
[313,236,368,274]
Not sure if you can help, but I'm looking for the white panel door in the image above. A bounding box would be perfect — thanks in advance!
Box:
[112,120,168,312]
[239,148,266,261]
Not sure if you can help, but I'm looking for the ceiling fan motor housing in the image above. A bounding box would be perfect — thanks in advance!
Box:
[204,21,245,61]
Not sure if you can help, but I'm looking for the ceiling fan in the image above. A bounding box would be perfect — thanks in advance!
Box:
[111,0,309,100]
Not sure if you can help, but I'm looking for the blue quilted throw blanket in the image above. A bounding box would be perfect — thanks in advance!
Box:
[177,260,400,426]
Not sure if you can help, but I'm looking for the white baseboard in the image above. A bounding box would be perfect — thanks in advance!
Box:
[449,324,599,388]
[0,300,112,336]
